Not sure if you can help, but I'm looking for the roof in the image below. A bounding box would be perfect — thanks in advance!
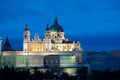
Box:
[24,24,29,30]
[49,17,64,32]
[45,24,50,30]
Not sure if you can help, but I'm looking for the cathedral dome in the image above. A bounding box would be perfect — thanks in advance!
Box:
[49,17,64,32]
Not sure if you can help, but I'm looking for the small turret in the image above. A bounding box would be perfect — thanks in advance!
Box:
[34,33,40,41]
[45,24,51,39]
[24,24,29,31]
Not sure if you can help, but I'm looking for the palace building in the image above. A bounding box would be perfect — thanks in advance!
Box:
[0,17,83,70]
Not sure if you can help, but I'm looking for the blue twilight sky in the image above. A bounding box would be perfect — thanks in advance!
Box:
[0,0,120,51]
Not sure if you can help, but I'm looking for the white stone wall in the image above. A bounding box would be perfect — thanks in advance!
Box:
[1,55,44,68]
[1,55,16,67]
[60,56,77,67]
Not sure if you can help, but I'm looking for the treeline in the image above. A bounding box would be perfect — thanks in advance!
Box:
[0,66,77,80]
[90,69,120,80]
[0,66,120,80]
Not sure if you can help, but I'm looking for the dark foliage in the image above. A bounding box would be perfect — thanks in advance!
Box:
[0,66,120,80]
[90,69,120,80]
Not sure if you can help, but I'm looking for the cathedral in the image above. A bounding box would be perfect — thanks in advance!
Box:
[0,17,83,71]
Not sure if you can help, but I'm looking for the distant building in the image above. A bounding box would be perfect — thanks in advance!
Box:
[0,17,83,70]
[110,50,120,57]
[87,51,120,71]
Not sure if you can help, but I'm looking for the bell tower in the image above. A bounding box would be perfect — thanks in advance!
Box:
[23,24,30,51]
[24,24,30,42]
[45,24,51,39]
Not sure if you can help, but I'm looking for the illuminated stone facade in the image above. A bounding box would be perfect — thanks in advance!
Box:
[0,17,83,68]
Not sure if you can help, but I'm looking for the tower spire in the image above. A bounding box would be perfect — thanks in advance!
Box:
[46,24,49,30]
[24,24,29,30]
[54,16,58,25]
